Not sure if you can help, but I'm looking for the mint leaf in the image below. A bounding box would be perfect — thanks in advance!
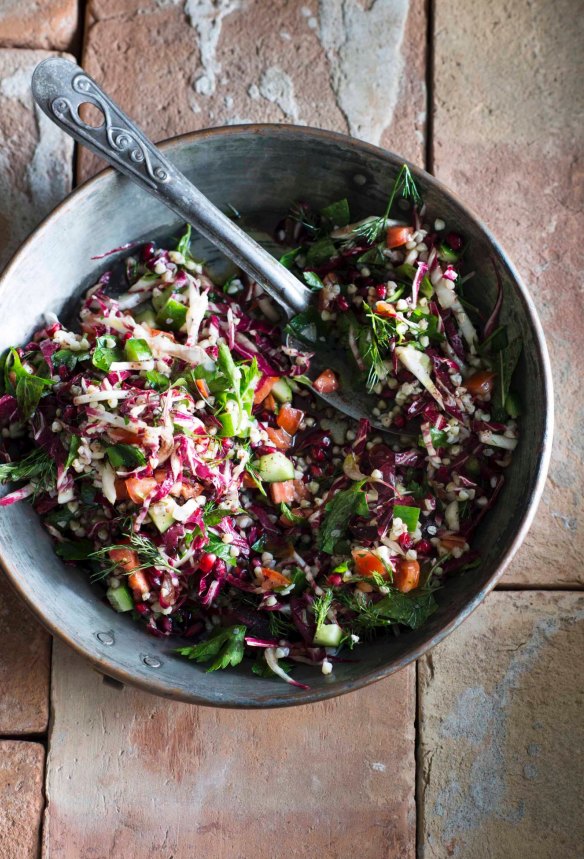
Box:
[176,624,247,671]
[321,198,350,228]
[303,271,324,291]
[318,482,368,554]
[373,588,438,630]
[279,248,301,269]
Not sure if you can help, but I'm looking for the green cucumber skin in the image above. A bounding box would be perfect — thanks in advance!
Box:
[313,623,343,647]
[107,584,134,612]
[258,452,295,483]
[271,378,293,403]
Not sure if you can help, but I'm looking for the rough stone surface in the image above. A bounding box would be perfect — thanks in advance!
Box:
[0,0,78,51]
[0,574,50,735]
[0,741,45,859]
[418,591,584,858]
[44,640,415,858]
[78,0,426,181]
[433,0,584,585]
[0,49,75,272]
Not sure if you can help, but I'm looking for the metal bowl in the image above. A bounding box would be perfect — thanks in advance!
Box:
[0,126,553,707]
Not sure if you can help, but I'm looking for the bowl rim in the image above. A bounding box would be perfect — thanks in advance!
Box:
[0,123,554,706]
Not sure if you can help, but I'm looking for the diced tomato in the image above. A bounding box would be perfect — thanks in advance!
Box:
[266,426,292,451]
[109,545,140,575]
[242,472,258,489]
[464,371,495,400]
[125,477,158,504]
[269,481,296,504]
[149,328,176,341]
[394,559,420,593]
[195,378,210,398]
[253,375,280,405]
[352,548,387,578]
[277,404,304,436]
[375,301,397,318]
[313,369,339,394]
[292,479,310,501]
[180,481,203,500]
[128,569,150,598]
[439,533,467,552]
[114,479,129,501]
[386,225,414,249]
[263,393,277,413]
[259,567,291,590]
[107,427,141,444]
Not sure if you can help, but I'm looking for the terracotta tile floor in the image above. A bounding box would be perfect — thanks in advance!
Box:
[0,2,582,856]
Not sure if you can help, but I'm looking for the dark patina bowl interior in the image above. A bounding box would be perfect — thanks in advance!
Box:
[0,126,552,706]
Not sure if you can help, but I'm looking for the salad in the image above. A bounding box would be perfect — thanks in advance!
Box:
[0,166,521,686]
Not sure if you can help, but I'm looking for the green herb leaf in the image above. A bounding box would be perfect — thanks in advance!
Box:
[321,198,350,228]
[303,271,324,291]
[176,224,192,258]
[305,237,336,268]
[105,444,147,469]
[279,248,301,270]
[393,504,420,533]
[280,503,305,525]
[52,349,87,371]
[56,539,94,561]
[312,588,334,631]
[0,448,55,489]
[92,336,122,373]
[252,657,294,678]
[203,505,233,527]
[284,308,322,344]
[373,588,438,629]
[318,482,369,554]
[204,533,237,565]
[5,349,54,420]
[145,369,171,391]
[176,624,247,672]
[65,435,81,471]
[494,338,522,415]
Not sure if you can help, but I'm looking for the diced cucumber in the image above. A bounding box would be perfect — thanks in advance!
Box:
[152,286,173,312]
[271,378,293,403]
[155,297,188,331]
[313,623,343,647]
[437,242,459,263]
[134,306,156,327]
[125,338,152,361]
[106,584,134,612]
[149,496,176,532]
[258,452,295,483]
[505,391,521,418]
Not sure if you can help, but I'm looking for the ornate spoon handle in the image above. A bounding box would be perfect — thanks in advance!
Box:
[31,57,312,316]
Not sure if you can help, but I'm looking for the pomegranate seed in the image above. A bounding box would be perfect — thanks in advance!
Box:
[198,553,216,574]
[135,603,149,617]
[222,437,234,450]
[398,532,414,550]
[445,232,463,251]
[393,414,406,428]
[328,573,343,587]
[336,295,350,312]
[310,464,323,478]
[320,436,332,448]
[311,448,327,462]
[141,242,155,262]
[416,539,432,555]
[375,284,387,299]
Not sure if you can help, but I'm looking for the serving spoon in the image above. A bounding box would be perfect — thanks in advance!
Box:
[32,58,406,436]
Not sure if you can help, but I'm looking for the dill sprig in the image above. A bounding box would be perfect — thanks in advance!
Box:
[345,163,422,246]
[0,448,56,498]
[89,533,173,582]
[312,588,334,630]
[268,612,296,638]
[362,302,395,391]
